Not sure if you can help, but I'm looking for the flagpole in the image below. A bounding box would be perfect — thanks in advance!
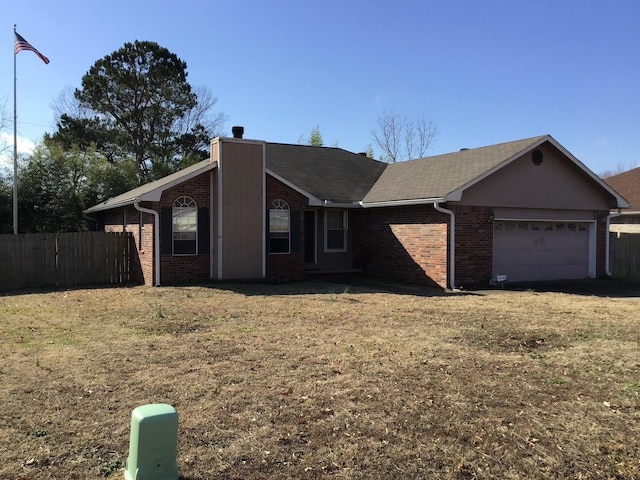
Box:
[13,24,18,235]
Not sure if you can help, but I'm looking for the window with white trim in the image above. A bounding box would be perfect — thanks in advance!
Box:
[269,199,290,254]
[325,210,347,252]
[172,196,197,255]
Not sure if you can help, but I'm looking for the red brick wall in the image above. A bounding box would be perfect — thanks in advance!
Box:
[353,204,495,289]
[158,173,211,209]
[159,172,212,285]
[136,211,155,285]
[265,175,307,282]
[352,205,449,288]
[450,205,493,287]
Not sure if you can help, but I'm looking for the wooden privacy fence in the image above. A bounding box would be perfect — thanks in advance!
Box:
[609,232,640,281]
[0,232,132,292]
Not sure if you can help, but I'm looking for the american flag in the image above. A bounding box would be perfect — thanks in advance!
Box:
[14,32,50,64]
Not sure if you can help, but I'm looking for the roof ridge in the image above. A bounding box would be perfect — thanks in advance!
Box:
[265,142,357,154]
[402,134,549,164]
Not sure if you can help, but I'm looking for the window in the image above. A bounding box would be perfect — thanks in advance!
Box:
[325,210,347,252]
[269,199,290,254]
[172,196,197,255]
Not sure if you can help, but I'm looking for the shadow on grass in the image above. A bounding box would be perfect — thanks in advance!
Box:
[201,274,463,298]
[470,278,640,299]
[5,276,637,300]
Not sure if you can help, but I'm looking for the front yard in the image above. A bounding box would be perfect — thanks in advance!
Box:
[1,281,639,479]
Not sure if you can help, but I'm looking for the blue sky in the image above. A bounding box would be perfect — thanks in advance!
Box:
[2,0,639,175]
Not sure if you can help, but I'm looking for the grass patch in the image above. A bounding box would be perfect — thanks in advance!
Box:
[1,283,639,479]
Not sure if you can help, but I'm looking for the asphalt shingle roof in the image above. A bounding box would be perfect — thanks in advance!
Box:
[86,134,628,214]
[265,143,387,204]
[362,135,548,204]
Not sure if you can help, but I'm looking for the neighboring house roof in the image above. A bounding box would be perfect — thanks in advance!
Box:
[362,134,628,207]
[85,159,216,213]
[265,143,387,204]
[605,166,640,212]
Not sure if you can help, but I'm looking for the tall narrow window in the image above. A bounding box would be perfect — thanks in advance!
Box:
[325,210,347,252]
[269,199,290,254]
[173,196,197,255]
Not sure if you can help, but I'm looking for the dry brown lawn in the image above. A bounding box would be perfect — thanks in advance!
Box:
[1,280,639,479]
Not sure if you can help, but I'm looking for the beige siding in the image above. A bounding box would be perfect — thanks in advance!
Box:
[217,139,265,279]
[456,144,613,210]
[493,208,597,221]
[210,138,220,163]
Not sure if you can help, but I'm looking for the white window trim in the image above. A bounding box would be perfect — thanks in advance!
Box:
[172,196,198,256]
[324,210,348,253]
[269,199,291,255]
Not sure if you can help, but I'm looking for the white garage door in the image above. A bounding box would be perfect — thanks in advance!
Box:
[493,221,591,282]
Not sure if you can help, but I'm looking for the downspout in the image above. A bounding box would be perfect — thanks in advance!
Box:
[433,202,457,290]
[605,209,622,277]
[134,201,161,286]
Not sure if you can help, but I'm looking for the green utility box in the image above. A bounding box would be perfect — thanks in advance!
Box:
[124,403,178,480]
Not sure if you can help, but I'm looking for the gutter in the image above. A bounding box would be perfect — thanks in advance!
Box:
[433,202,457,291]
[84,198,137,214]
[323,200,362,208]
[134,201,161,286]
[360,197,445,208]
[605,209,623,277]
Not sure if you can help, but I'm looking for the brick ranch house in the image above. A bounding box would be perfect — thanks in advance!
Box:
[85,130,628,289]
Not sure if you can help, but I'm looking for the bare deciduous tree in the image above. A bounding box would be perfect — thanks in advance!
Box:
[51,85,92,122]
[372,110,437,163]
[599,161,640,179]
[174,85,228,140]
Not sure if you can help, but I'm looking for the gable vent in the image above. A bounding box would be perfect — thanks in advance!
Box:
[532,149,543,166]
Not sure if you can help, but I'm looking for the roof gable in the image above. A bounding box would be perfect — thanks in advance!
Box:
[85,159,215,213]
[362,136,547,205]
[362,135,628,208]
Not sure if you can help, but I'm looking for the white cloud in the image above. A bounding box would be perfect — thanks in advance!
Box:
[0,132,37,174]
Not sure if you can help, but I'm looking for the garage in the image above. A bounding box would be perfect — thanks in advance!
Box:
[493,220,593,282]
